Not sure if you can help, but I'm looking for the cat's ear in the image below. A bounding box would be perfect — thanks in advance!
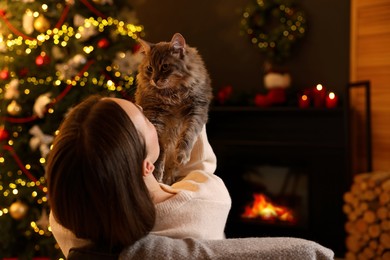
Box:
[138,38,152,54]
[170,33,186,52]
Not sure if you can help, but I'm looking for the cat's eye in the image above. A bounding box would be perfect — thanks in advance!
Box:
[161,64,169,71]
[146,66,153,73]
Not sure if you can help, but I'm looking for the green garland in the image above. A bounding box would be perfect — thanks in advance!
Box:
[241,0,307,63]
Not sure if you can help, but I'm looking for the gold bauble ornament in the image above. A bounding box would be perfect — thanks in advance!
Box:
[9,201,29,220]
[34,15,50,33]
[7,100,22,116]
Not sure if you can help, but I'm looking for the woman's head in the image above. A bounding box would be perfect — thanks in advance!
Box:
[47,95,157,251]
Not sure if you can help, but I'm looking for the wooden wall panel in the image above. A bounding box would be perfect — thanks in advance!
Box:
[350,0,390,172]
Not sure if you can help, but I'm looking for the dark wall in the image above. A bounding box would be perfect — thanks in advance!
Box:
[129,0,350,99]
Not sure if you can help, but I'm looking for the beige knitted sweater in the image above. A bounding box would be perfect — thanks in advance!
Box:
[50,126,231,257]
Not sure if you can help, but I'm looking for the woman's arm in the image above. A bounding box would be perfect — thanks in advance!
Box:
[174,125,217,181]
[118,234,335,260]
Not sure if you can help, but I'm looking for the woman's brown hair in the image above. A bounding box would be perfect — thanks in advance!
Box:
[46,95,156,251]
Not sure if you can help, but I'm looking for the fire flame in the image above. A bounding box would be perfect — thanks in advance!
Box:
[242,193,295,223]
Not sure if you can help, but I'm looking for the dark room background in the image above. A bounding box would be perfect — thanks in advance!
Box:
[128,0,350,102]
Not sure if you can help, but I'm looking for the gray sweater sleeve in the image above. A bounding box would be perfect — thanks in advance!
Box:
[119,234,334,260]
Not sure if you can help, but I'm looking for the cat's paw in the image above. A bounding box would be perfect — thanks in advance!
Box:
[175,149,190,166]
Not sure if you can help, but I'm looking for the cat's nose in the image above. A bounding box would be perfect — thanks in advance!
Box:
[153,77,159,83]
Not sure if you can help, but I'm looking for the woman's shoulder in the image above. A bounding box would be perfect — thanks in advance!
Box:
[171,170,224,192]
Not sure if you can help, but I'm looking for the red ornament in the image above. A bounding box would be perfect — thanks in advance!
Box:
[0,69,10,80]
[254,88,286,107]
[0,126,9,141]
[19,68,29,77]
[0,9,6,16]
[97,38,110,49]
[216,85,233,105]
[35,53,50,66]
[132,43,141,53]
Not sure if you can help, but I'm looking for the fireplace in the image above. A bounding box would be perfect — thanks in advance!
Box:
[206,106,350,257]
[240,164,308,227]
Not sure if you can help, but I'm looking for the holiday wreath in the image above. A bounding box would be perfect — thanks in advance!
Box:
[241,0,307,64]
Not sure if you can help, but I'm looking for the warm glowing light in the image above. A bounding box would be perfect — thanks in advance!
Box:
[316,84,323,91]
[242,193,295,223]
[328,92,335,99]
[83,46,94,54]
[301,94,308,101]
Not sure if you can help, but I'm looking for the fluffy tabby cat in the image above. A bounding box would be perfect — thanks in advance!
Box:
[135,33,212,185]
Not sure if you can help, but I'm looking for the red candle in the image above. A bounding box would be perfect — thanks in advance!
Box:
[313,84,326,108]
[298,94,310,108]
[325,92,338,108]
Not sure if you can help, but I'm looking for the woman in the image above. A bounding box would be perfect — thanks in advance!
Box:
[47,95,231,257]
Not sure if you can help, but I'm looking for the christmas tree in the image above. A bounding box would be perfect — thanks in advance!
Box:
[0,0,144,258]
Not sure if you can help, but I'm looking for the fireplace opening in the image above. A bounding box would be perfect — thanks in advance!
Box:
[206,107,349,256]
[240,165,308,227]
[226,161,309,233]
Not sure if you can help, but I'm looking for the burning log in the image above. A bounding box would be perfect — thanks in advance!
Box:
[241,193,296,224]
[344,171,390,260]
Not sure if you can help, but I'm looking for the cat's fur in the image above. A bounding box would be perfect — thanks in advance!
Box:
[135,33,212,185]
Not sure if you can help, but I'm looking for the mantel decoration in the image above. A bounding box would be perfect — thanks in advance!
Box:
[233,0,308,107]
[241,0,307,64]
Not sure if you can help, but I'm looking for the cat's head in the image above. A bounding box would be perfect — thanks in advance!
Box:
[137,33,190,90]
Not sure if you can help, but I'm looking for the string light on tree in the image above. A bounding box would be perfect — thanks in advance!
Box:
[0,0,145,258]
